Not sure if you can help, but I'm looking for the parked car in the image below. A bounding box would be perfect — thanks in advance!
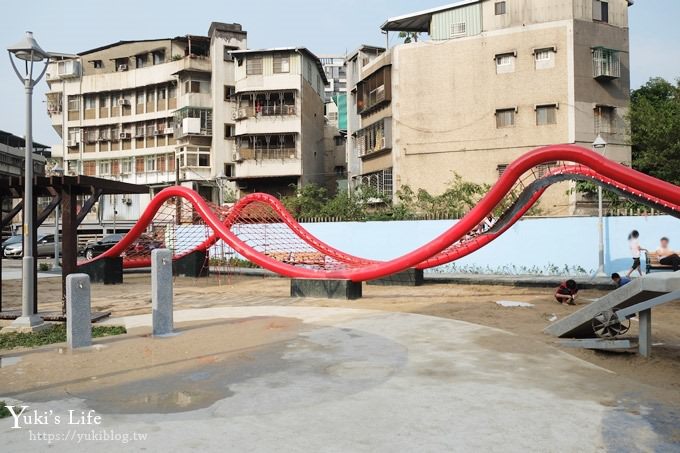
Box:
[81,233,163,260]
[122,234,163,257]
[1,235,23,256]
[3,234,56,258]
[81,234,124,260]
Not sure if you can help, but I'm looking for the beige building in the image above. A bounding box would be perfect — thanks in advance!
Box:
[229,48,332,196]
[45,23,247,229]
[347,0,633,214]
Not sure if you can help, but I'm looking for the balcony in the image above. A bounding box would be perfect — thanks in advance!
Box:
[234,104,297,120]
[237,147,297,161]
[356,118,392,158]
[592,47,620,80]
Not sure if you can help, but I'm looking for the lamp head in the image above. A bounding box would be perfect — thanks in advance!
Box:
[7,31,49,62]
[592,134,607,150]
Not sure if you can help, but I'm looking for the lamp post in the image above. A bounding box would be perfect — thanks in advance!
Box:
[593,134,607,277]
[52,163,64,271]
[7,32,50,329]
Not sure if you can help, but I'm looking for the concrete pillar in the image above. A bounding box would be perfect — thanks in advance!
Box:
[638,309,652,357]
[152,249,173,336]
[66,273,92,349]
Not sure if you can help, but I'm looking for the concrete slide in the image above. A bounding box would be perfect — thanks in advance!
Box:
[545,272,680,338]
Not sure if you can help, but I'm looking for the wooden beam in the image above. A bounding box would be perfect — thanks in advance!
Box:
[1,200,23,229]
[36,193,62,226]
[76,188,103,226]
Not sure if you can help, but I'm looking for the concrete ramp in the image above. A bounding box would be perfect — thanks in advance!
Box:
[545,272,680,338]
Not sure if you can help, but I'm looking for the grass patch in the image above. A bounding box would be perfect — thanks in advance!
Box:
[0,324,126,350]
[0,401,10,418]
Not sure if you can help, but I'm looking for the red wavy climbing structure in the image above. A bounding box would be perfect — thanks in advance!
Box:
[88,145,680,281]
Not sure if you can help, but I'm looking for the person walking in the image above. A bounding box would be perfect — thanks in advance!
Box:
[656,237,680,271]
[625,230,646,278]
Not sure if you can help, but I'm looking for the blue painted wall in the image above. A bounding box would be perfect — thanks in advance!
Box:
[296,216,679,276]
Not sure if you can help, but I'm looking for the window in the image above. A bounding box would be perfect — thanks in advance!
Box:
[168,85,177,98]
[306,61,312,81]
[135,157,144,173]
[83,161,96,176]
[99,94,109,107]
[450,22,467,38]
[92,60,103,69]
[246,56,263,75]
[135,54,147,68]
[535,49,552,61]
[593,0,609,23]
[356,119,390,157]
[185,80,201,94]
[358,168,393,198]
[496,108,515,128]
[146,156,156,172]
[495,1,506,15]
[84,96,96,109]
[495,53,515,74]
[136,90,145,104]
[592,47,620,79]
[158,88,167,100]
[67,128,79,145]
[497,164,508,177]
[99,160,111,176]
[121,158,132,174]
[152,50,165,65]
[536,105,557,125]
[67,95,80,111]
[224,124,235,139]
[115,58,128,71]
[594,105,615,134]
[273,55,290,73]
[224,85,235,101]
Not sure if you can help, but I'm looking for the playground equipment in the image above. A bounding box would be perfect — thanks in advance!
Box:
[83,144,680,282]
[546,272,680,356]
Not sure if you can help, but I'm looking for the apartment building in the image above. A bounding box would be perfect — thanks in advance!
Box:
[229,47,332,196]
[45,23,247,228]
[347,0,633,214]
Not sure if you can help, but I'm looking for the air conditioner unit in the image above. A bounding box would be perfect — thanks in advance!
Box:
[118,64,128,72]
[57,60,80,79]
[164,127,174,135]
[117,99,130,106]
[67,139,78,147]
[153,129,161,136]
[119,132,131,139]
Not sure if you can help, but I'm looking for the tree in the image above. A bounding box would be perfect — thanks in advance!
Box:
[629,77,680,185]
[398,32,421,44]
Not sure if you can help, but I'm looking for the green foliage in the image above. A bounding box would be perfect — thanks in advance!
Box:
[629,77,680,185]
[0,401,10,419]
[0,324,126,351]
[38,263,50,272]
[209,257,261,268]
[279,174,541,221]
[398,32,422,44]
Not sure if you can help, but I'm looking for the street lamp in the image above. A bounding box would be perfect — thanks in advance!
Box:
[593,134,607,277]
[7,32,50,329]
[51,163,64,271]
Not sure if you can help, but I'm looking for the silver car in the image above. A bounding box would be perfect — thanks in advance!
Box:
[3,234,57,258]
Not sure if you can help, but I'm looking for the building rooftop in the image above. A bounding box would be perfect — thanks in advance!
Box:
[230,47,329,85]
[0,130,49,151]
[380,0,481,33]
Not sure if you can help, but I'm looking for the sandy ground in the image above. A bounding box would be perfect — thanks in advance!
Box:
[1,272,679,404]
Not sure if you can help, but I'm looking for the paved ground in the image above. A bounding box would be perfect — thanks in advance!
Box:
[2,305,678,452]
[1,272,679,451]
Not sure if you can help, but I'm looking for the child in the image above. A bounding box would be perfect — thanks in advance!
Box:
[555,279,579,305]
[611,273,631,288]
[625,230,646,278]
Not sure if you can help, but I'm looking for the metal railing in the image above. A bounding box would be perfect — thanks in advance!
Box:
[237,148,297,161]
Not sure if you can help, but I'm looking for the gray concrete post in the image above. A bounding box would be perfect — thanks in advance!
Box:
[638,309,652,357]
[152,249,173,336]
[66,273,92,349]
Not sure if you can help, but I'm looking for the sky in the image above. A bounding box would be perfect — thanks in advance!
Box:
[0,0,678,145]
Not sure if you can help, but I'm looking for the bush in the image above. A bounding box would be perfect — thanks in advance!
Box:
[0,324,126,350]
[0,401,10,419]
[38,263,50,272]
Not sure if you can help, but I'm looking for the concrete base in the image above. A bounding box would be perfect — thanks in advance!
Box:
[78,257,123,284]
[291,279,362,300]
[368,268,424,287]
[1,316,49,333]
[173,251,209,278]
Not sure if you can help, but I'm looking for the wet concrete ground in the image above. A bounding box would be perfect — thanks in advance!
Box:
[1,306,678,452]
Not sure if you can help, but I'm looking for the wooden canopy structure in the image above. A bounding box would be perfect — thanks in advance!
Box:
[0,175,149,314]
